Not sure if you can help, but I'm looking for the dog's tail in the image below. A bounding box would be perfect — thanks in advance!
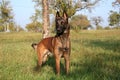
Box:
[31,43,37,50]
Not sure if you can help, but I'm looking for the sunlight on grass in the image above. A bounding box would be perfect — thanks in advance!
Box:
[0,30,120,80]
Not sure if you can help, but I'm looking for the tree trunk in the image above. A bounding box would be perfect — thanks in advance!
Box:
[42,0,50,38]
[6,23,10,32]
[4,24,6,32]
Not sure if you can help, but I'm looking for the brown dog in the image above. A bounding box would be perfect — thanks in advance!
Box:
[32,11,70,75]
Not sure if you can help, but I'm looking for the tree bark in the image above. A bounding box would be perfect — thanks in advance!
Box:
[42,0,50,38]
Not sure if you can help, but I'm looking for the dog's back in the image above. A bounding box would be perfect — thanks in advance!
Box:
[31,37,54,52]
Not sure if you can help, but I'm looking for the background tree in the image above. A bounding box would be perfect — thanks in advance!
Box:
[50,0,100,18]
[32,0,100,38]
[0,24,4,31]
[9,22,15,31]
[26,9,42,32]
[109,11,120,28]
[70,15,90,30]
[33,0,50,38]
[112,0,120,15]
[30,9,40,23]
[26,21,42,32]
[33,0,100,38]
[104,26,111,30]
[91,16,103,30]
[42,0,50,38]
[0,0,14,32]
[112,0,120,6]
[15,24,24,32]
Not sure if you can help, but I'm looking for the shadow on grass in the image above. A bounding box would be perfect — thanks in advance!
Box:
[39,54,120,80]
[32,54,120,80]
[68,39,120,79]
[88,40,120,53]
[67,54,120,80]
[63,39,120,80]
[66,40,120,80]
[32,56,65,75]
[32,39,120,79]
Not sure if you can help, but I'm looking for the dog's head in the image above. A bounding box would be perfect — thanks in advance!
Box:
[55,11,69,35]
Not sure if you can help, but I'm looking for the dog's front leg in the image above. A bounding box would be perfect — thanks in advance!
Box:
[63,53,70,75]
[55,57,60,75]
[54,49,61,75]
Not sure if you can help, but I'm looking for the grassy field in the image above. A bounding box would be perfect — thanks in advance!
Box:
[0,30,120,80]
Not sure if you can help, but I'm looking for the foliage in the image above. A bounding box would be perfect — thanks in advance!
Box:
[50,21,56,33]
[33,0,100,17]
[9,22,15,31]
[32,0,101,38]
[29,7,42,32]
[0,0,13,20]
[0,0,14,32]
[91,16,103,29]
[31,1,42,23]
[33,0,50,38]
[0,30,120,80]
[30,9,42,23]
[112,0,120,6]
[26,21,42,32]
[112,26,120,29]
[16,25,24,32]
[91,16,103,26]
[32,0,101,21]
[0,26,4,31]
[96,25,103,30]
[104,26,111,30]
[109,11,120,27]
[70,15,90,30]
[50,0,100,18]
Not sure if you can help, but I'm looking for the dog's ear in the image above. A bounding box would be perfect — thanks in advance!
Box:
[56,11,60,18]
[63,11,68,21]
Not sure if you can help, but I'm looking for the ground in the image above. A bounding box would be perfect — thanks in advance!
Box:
[0,30,120,80]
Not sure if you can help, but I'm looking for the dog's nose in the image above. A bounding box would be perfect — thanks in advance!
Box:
[57,28,61,31]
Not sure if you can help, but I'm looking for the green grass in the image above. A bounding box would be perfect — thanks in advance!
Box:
[0,30,120,80]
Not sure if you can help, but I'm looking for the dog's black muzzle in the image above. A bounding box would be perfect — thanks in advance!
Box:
[56,26,66,35]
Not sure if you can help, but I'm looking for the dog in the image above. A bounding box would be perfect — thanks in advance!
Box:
[31,11,70,75]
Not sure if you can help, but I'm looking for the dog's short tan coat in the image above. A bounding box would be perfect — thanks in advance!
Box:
[32,11,70,75]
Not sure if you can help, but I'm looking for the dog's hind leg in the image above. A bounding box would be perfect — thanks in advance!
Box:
[37,49,49,68]
[36,48,45,69]
[37,52,42,69]
[42,50,49,64]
